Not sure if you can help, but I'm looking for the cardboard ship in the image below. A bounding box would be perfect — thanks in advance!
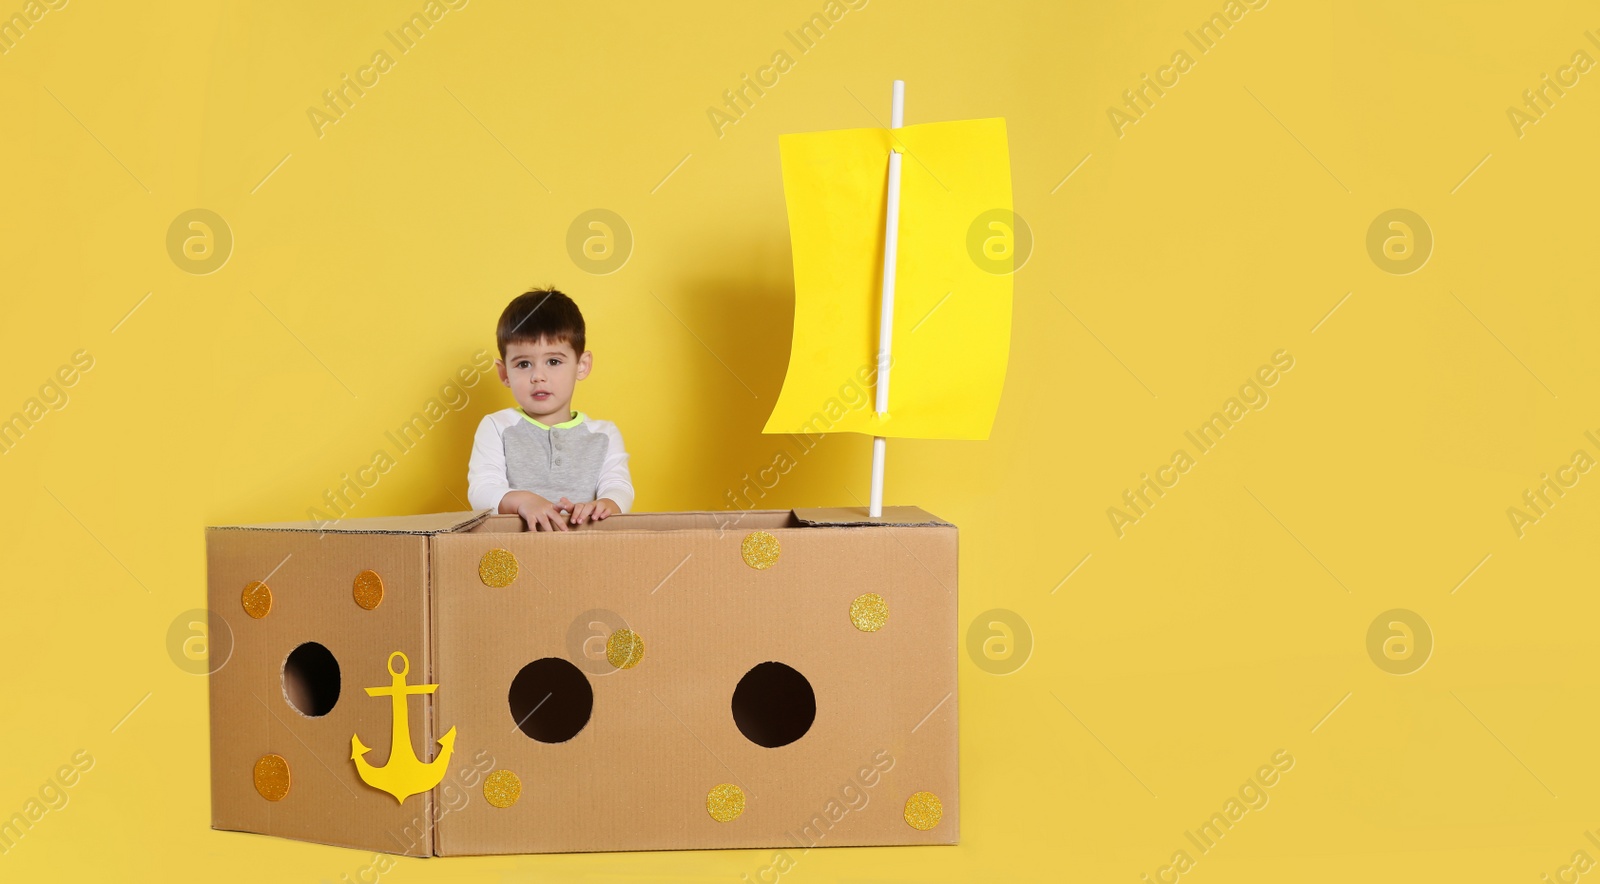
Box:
[206,507,957,855]
[205,81,1012,856]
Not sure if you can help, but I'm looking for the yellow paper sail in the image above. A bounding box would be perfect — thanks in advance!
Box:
[763,117,1013,441]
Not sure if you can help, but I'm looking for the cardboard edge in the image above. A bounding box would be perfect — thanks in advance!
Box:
[206,510,492,536]
[792,505,951,527]
[467,507,952,532]
[426,533,443,857]
[210,822,434,858]
[466,510,806,536]
[433,837,961,857]
[951,521,962,845]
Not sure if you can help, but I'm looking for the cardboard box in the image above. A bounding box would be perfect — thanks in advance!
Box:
[205,507,959,856]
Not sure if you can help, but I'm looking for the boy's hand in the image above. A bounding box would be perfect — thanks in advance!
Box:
[500,490,571,532]
[559,497,619,527]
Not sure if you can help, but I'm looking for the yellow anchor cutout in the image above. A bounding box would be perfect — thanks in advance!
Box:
[351,651,458,803]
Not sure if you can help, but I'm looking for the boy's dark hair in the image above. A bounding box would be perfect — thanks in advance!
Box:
[496,287,586,359]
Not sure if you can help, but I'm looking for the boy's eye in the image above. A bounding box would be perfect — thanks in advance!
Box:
[546,358,561,366]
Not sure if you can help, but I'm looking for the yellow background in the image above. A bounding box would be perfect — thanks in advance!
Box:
[2,0,1598,880]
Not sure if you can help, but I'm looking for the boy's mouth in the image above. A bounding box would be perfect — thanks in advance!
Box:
[531,391,551,401]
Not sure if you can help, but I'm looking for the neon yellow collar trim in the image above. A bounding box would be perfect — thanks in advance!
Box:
[520,409,586,430]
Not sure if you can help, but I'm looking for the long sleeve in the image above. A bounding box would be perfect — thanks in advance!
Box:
[594,422,635,513]
[466,414,513,511]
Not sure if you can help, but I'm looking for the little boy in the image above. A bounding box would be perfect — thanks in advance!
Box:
[467,288,634,531]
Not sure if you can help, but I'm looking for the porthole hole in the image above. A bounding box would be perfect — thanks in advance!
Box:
[283,641,341,717]
[509,657,594,743]
[731,661,815,748]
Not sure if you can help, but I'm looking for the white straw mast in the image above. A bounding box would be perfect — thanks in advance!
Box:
[870,79,906,518]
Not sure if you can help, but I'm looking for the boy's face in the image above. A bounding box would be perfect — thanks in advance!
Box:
[496,337,592,424]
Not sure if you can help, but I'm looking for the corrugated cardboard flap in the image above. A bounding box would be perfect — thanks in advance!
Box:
[469,510,799,534]
[793,505,950,527]
[208,509,492,535]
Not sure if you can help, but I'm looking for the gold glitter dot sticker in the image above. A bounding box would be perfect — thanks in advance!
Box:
[483,769,522,808]
[706,783,745,822]
[241,581,272,619]
[903,791,943,830]
[253,754,290,801]
[606,628,645,670]
[741,531,780,570]
[478,548,519,587]
[850,592,889,632]
[352,569,384,610]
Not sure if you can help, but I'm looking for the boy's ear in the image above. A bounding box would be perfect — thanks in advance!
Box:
[575,350,593,381]
[494,358,509,386]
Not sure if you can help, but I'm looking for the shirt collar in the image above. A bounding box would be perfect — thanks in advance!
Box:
[520,409,586,430]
